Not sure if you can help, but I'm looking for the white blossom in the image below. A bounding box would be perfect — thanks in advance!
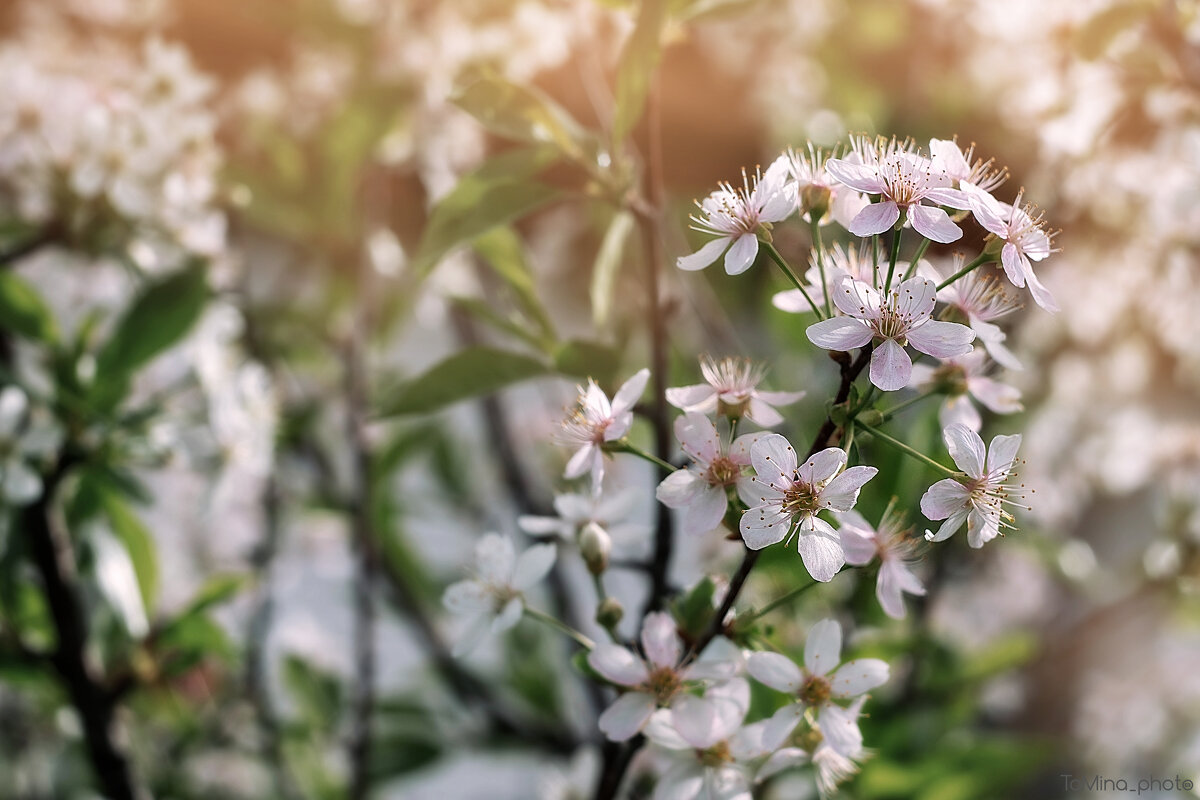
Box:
[666,355,804,428]
[838,509,926,620]
[557,369,649,494]
[921,424,1027,548]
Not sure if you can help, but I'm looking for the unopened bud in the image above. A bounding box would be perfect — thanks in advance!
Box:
[857,409,884,427]
[596,597,624,629]
[579,522,611,575]
[800,183,831,221]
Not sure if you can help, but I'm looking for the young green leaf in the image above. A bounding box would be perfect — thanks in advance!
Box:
[612,0,669,143]
[96,261,209,377]
[590,210,635,327]
[377,346,550,417]
[0,271,57,343]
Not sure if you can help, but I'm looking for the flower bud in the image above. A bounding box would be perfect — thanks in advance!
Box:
[596,597,624,630]
[857,409,884,427]
[800,183,831,221]
[579,521,611,575]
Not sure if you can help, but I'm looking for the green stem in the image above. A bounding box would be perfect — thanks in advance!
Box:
[610,441,677,472]
[878,391,937,421]
[903,237,932,281]
[857,422,960,476]
[883,225,903,293]
[763,241,823,319]
[872,235,881,287]
[746,579,819,622]
[936,252,994,291]
[808,218,832,317]
[524,607,595,650]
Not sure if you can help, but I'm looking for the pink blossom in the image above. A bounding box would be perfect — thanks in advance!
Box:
[921,424,1027,548]
[665,355,804,427]
[557,369,649,494]
[965,187,1058,312]
[838,509,926,619]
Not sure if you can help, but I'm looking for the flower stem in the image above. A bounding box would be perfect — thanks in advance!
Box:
[937,252,994,290]
[610,441,677,472]
[809,218,832,317]
[878,391,938,421]
[745,579,819,622]
[524,607,595,650]
[856,421,960,476]
[902,237,932,281]
[884,225,903,293]
[763,241,823,319]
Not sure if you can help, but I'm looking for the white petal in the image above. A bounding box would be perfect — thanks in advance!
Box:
[799,447,847,487]
[491,596,524,633]
[681,485,730,536]
[739,505,792,550]
[676,412,720,465]
[666,383,717,411]
[612,368,650,415]
[831,275,883,320]
[772,288,815,314]
[806,317,874,353]
[869,338,913,392]
[443,580,491,615]
[907,320,976,359]
[564,443,597,480]
[819,465,878,512]
[804,619,843,677]
[818,702,864,757]
[940,395,982,432]
[908,203,962,243]
[645,710,692,750]
[1024,265,1059,312]
[1,458,42,505]
[891,277,937,321]
[729,432,768,465]
[512,543,557,590]
[924,508,969,543]
[653,766,704,800]
[724,234,759,276]
[747,651,803,693]
[589,644,650,686]
[750,433,798,489]
[968,376,1022,414]
[641,611,683,669]
[824,158,885,194]
[475,533,516,584]
[656,468,708,509]
[451,613,494,658]
[796,524,846,583]
[757,748,810,782]
[920,478,971,519]
[744,397,784,428]
[848,201,900,237]
[830,658,889,698]
[0,387,28,438]
[671,694,726,749]
[967,507,1001,548]
[943,423,986,478]
[517,515,571,538]
[763,703,805,751]
[677,237,730,271]
[755,390,805,407]
[986,433,1022,477]
[598,691,658,741]
[838,516,878,567]
[877,561,925,619]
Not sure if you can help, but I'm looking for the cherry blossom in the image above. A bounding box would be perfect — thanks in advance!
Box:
[909,350,1023,431]
[928,137,1007,193]
[739,435,877,581]
[772,242,877,315]
[965,187,1059,312]
[784,143,868,227]
[676,155,795,275]
[806,275,975,391]
[665,355,804,427]
[442,534,556,657]
[747,619,889,757]
[825,137,970,243]
[921,424,1026,548]
[933,259,1024,370]
[517,487,650,544]
[838,509,926,619]
[557,369,649,493]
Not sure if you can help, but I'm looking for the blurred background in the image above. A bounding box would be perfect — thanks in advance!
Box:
[1,0,1199,798]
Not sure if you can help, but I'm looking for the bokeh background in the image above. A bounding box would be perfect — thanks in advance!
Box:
[1,0,1199,798]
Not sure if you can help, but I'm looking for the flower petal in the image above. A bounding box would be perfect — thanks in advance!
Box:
[806,317,874,352]
[943,423,986,478]
[656,468,708,509]
[681,485,730,535]
[986,433,1022,477]
[745,397,785,427]
[763,703,805,751]
[564,443,597,480]
[739,504,792,550]
[830,658,889,698]
[750,433,799,489]
[920,478,971,519]
[825,158,885,194]
[677,237,730,271]
[820,465,878,512]
[747,651,803,693]
[818,702,864,757]
[869,338,913,392]
[512,543,557,591]
[475,534,516,584]
[611,368,650,416]
[804,619,843,677]
[724,233,759,276]
[796,523,846,582]
[832,276,884,320]
[589,644,650,687]
[641,611,683,669]
[907,320,976,359]
[665,383,717,412]
[908,203,962,243]
[967,506,1002,548]
[968,376,1022,414]
[848,201,900,237]
[675,412,720,465]
[924,507,969,542]
[598,691,657,741]
[491,596,523,633]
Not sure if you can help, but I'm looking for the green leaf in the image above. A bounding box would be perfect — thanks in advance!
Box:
[101,493,159,617]
[283,655,343,732]
[591,210,635,327]
[377,346,550,417]
[0,271,57,342]
[413,146,562,276]
[553,339,620,386]
[96,262,209,378]
[368,732,441,782]
[473,227,556,340]
[450,296,546,351]
[613,0,669,142]
[672,576,716,641]
[174,574,247,622]
[454,69,596,162]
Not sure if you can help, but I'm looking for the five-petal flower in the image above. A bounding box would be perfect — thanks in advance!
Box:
[921,423,1025,548]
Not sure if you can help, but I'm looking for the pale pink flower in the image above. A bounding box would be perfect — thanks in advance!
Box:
[825,137,970,243]
[965,188,1058,312]
[921,424,1026,548]
[665,355,804,427]
[806,275,975,392]
[932,257,1024,370]
[677,155,795,275]
[588,612,738,741]
[784,143,868,227]
[772,242,877,314]
[747,619,889,757]
[442,534,557,657]
[838,509,926,620]
[517,488,650,544]
[557,369,649,493]
[738,435,877,582]
[656,413,766,535]
[909,350,1022,431]
[928,137,1007,193]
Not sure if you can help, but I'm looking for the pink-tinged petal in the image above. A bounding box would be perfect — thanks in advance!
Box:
[804,619,843,677]
[820,465,878,512]
[758,748,810,782]
[665,383,717,412]
[986,433,1023,477]
[492,597,524,633]
[848,201,900,237]
[831,658,890,698]
[943,423,986,478]
[838,516,878,566]
[656,468,708,509]
[511,543,557,591]
[564,443,596,480]
[831,188,869,229]
[967,191,1008,236]
[724,233,759,276]
[476,534,516,584]
[806,317,874,352]
[929,138,969,176]
[923,186,970,210]
[908,319,976,359]
[644,710,691,750]
[598,691,657,741]
[908,203,963,243]
[677,237,731,271]
[772,288,815,314]
[1000,243,1028,288]
[611,368,650,416]
[1024,266,1059,312]
[674,412,720,464]
[735,475,762,508]
[968,376,1022,414]
[740,504,792,549]
[745,397,785,427]
[920,478,971,519]
[824,158,885,194]
[654,768,704,800]
[641,611,683,669]
[967,507,1001,549]
[796,523,845,582]
[763,703,805,751]
[796,447,847,487]
[756,389,806,407]
[975,325,1024,371]
[729,432,768,465]
[750,433,799,488]
[877,561,926,620]
[924,508,969,542]
[870,338,913,392]
[892,277,937,321]
[818,702,864,757]
[760,185,798,223]
[940,395,982,432]
[747,651,804,693]
[832,275,884,320]
[909,362,937,389]
[729,720,771,761]
[589,644,650,687]
[680,485,729,535]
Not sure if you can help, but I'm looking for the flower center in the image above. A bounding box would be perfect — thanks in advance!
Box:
[697,740,732,767]
[781,481,821,516]
[933,363,968,397]
[705,456,740,487]
[646,666,682,704]
[800,674,833,706]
